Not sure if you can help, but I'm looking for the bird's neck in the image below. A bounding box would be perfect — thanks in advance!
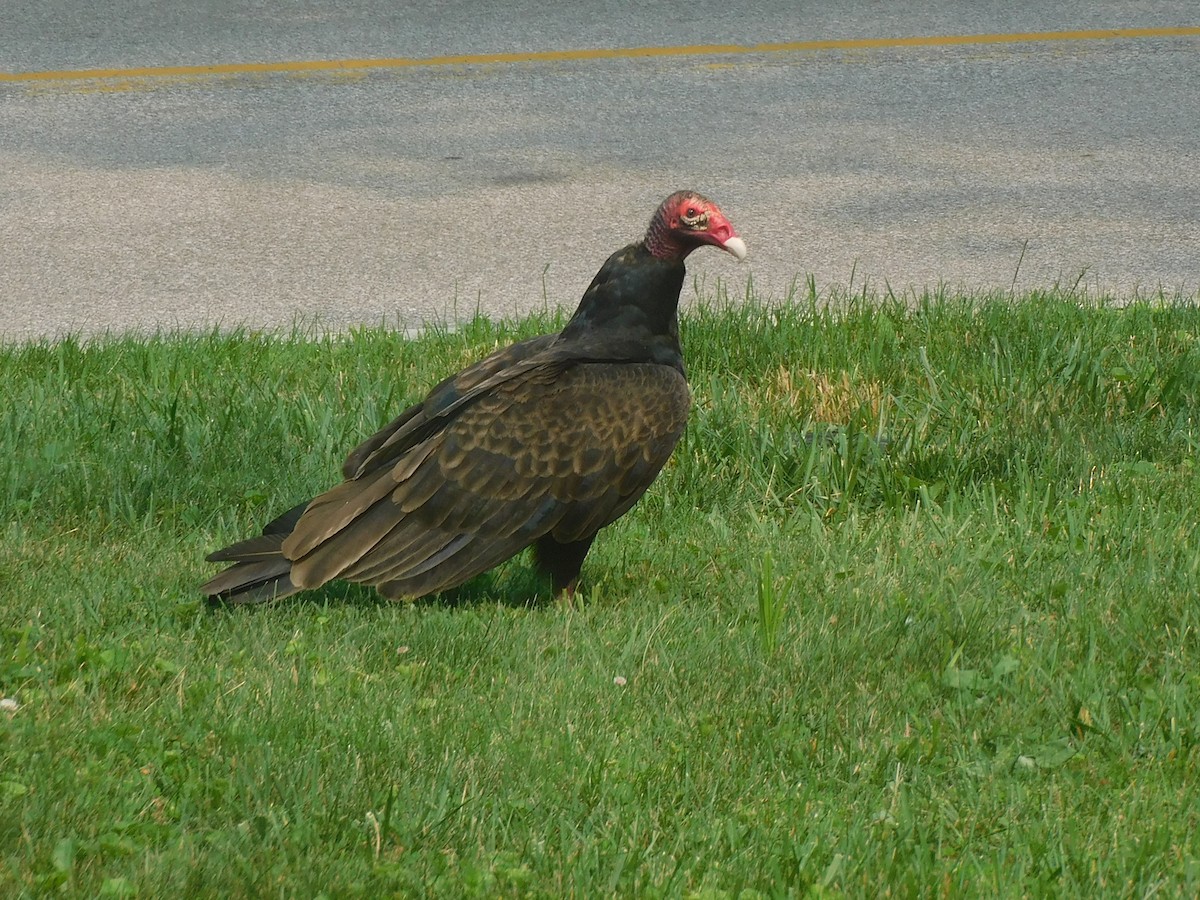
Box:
[644,213,691,261]
[558,243,686,368]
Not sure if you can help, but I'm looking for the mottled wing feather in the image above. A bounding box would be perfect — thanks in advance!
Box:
[341,334,558,480]
[284,362,690,599]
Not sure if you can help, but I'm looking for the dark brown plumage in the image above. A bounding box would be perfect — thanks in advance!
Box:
[202,191,746,604]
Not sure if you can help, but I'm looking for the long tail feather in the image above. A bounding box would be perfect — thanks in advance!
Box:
[202,501,309,603]
[200,552,298,604]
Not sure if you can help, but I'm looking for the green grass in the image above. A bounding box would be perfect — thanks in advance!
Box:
[3,289,1200,897]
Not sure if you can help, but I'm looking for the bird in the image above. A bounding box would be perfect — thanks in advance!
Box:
[201,190,746,604]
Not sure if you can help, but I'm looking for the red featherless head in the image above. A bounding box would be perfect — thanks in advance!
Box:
[644,191,747,262]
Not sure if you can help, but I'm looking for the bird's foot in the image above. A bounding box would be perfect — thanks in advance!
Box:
[557,580,579,610]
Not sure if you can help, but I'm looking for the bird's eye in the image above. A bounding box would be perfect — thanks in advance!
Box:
[680,205,707,228]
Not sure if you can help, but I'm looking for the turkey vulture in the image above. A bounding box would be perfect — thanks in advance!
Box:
[202,190,746,604]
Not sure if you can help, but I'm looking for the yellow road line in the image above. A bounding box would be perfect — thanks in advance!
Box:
[3,26,1199,84]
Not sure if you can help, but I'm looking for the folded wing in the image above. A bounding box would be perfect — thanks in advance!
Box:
[282,361,690,599]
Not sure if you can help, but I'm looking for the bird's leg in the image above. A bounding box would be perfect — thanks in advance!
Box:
[534,534,596,604]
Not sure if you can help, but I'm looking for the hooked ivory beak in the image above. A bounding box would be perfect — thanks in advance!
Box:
[722,236,748,261]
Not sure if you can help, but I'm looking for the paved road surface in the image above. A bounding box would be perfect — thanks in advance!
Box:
[2,2,1198,340]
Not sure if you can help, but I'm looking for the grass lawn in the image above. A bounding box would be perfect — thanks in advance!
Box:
[2,289,1199,897]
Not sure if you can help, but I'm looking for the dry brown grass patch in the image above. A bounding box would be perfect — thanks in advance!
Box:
[746,365,890,424]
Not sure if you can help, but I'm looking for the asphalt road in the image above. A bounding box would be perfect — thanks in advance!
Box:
[2,2,1199,340]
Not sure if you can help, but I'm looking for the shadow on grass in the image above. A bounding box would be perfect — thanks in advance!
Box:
[203,555,562,613]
